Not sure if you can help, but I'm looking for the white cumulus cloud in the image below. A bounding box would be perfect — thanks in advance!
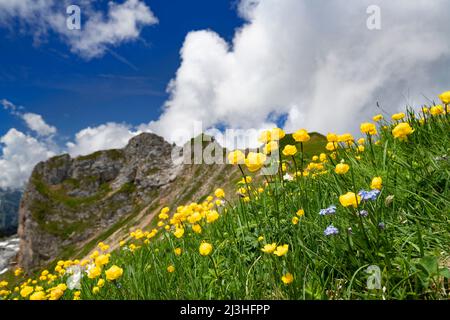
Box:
[0,129,56,189]
[148,0,450,147]
[22,113,57,136]
[0,0,158,59]
[66,122,142,157]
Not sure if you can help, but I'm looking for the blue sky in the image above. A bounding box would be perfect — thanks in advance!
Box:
[0,0,242,139]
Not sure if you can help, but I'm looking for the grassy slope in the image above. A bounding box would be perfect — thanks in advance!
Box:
[2,107,449,300]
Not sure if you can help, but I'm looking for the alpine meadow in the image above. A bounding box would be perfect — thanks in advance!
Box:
[1,92,449,300]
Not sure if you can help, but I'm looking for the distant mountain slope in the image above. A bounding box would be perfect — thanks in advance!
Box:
[0,189,22,237]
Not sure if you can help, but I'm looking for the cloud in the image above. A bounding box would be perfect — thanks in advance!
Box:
[0,100,58,189]
[66,122,142,157]
[21,113,57,136]
[148,0,450,147]
[0,119,143,188]
[2,99,57,136]
[1,99,22,115]
[1,99,146,188]
[0,129,56,189]
[0,0,158,59]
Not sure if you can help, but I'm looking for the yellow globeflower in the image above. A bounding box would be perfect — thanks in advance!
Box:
[238,176,252,184]
[261,243,277,254]
[392,112,405,121]
[14,268,23,277]
[98,242,110,252]
[293,129,310,142]
[292,217,299,225]
[373,114,383,122]
[187,211,202,224]
[20,286,33,298]
[174,248,182,256]
[49,288,64,300]
[29,291,47,300]
[270,128,285,140]
[245,152,267,172]
[360,122,377,135]
[335,163,350,175]
[273,244,289,257]
[339,133,354,143]
[430,105,444,116]
[167,265,175,273]
[357,138,365,145]
[192,224,202,234]
[392,122,414,140]
[90,250,99,260]
[214,188,225,198]
[371,177,382,190]
[258,130,271,143]
[327,133,339,142]
[174,227,185,238]
[92,286,100,295]
[339,192,361,208]
[228,150,245,165]
[439,91,450,105]
[206,210,220,223]
[296,209,305,217]
[158,212,169,220]
[199,242,213,256]
[281,273,294,285]
[319,153,327,162]
[263,141,279,155]
[87,266,102,279]
[95,254,110,267]
[160,207,170,215]
[282,145,297,156]
[325,142,337,151]
[97,279,105,288]
[105,265,123,281]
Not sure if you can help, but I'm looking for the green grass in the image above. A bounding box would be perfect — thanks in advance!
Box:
[2,105,449,300]
[29,173,113,237]
[280,132,327,161]
[76,149,124,162]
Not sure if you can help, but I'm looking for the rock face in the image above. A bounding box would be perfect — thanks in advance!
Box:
[17,133,240,271]
[18,133,180,271]
[0,189,22,237]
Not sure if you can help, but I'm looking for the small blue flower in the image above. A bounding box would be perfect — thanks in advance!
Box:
[358,210,369,217]
[319,205,337,216]
[358,189,380,201]
[324,224,339,236]
[378,222,385,230]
